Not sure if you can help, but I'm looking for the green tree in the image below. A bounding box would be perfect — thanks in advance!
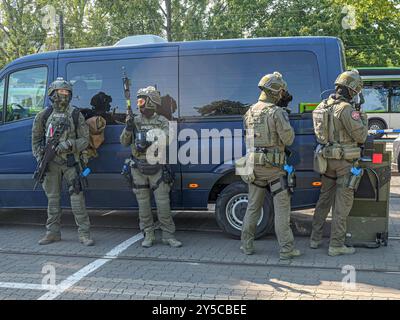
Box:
[0,0,48,68]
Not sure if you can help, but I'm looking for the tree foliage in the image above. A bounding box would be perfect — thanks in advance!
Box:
[0,0,399,69]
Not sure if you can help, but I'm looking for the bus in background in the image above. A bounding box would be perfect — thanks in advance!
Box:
[357,67,400,138]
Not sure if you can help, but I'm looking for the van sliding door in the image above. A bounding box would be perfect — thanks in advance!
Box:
[58,46,180,209]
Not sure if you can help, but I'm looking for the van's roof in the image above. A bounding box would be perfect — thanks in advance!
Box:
[4,36,341,71]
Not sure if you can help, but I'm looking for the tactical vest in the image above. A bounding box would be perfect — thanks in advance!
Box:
[131,114,167,160]
[244,101,280,148]
[43,106,81,163]
[313,97,360,160]
[312,99,332,145]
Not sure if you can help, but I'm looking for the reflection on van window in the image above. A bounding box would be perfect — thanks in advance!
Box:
[0,78,4,122]
[67,57,178,121]
[6,67,47,123]
[362,87,389,112]
[391,89,400,112]
[180,51,321,116]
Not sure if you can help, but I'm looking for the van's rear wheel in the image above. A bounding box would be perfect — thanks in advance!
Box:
[368,119,386,139]
[215,181,274,239]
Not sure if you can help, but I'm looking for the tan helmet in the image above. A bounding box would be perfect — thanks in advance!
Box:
[335,70,363,94]
[258,71,288,93]
[137,86,161,110]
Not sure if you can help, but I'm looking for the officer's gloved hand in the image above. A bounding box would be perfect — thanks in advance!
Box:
[55,140,73,154]
[126,115,135,132]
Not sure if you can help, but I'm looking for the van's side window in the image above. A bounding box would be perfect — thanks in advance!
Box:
[5,67,48,123]
[179,51,321,117]
[0,78,4,123]
[67,57,178,122]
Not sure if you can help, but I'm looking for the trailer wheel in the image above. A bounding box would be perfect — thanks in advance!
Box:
[368,119,386,139]
[215,181,274,239]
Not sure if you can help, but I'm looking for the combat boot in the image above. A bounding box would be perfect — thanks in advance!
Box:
[310,239,323,249]
[38,233,61,245]
[328,246,355,257]
[162,237,182,248]
[240,245,255,255]
[142,231,156,248]
[280,249,302,260]
[79,235,95,246]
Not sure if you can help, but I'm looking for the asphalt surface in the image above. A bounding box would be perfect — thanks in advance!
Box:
[0,141,399,301]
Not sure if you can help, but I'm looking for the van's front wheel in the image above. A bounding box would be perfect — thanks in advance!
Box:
[215,181,274,239]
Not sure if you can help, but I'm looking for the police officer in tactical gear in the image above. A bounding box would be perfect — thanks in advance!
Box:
[120,86,182,248]
[32,78,94,246]
[240,72,301,260]
[310,70,368,256]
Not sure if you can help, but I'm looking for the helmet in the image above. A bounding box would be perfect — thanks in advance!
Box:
[47,77,73,97]
[258,72,288,93]
[335,70,363,94]
[137,86,161,109]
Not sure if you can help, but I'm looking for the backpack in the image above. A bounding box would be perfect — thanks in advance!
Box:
[312,99,334,145]
[244,102,276,147]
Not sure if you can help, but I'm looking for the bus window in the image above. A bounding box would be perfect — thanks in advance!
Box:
[179,51,321,117]
[0,78,4,123]
[5,67,47,123]
[362,87,389,113]
[391,89,400,112]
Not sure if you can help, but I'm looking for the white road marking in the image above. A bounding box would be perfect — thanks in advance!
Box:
[37,232,144,300]
[0,282,56,291]
[101,210,117,216]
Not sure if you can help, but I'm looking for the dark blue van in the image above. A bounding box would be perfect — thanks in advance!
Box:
[0,36,346,237]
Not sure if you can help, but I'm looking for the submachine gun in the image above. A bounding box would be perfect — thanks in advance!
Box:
[33,121,69,190]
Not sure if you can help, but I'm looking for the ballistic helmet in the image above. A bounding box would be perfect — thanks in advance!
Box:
[47,77,73,97]
[137,86,161,110]
[258,72,288,93]
[335,70,363,95]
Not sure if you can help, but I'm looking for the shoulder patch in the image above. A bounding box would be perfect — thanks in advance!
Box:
[351,111,360,121]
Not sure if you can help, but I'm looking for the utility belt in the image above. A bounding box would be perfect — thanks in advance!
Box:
[122,156,174,190]
[321,144,361,161]
[251,147,286,167]
[128,156,162,176]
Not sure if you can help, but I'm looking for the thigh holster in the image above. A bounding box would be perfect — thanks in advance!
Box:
[269,176,288,197]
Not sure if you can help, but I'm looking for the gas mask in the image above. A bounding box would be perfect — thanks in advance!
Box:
[137,97,155,118]
[51,91,72,111]
[352,92,365,111]
[276,89,293,109]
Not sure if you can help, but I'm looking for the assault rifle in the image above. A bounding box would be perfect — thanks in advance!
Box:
[33,121,68,190]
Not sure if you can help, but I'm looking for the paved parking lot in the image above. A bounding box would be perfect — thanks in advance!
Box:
[0,176,399,300]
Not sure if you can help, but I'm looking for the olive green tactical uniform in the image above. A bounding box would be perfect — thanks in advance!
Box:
[311,70,368,252]
[120,113,176,238]
[120,87,178,246]
[241,72,298,258]
[32,103,91,239]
